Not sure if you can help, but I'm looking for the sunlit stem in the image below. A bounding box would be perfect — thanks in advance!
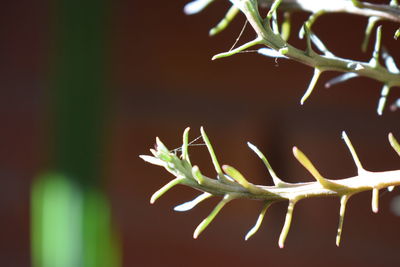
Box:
[193,194,234,239]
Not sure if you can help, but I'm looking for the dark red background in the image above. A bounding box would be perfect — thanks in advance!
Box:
[1,0,400,266]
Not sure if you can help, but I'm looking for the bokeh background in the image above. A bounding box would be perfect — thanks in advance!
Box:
[1,0,400,266]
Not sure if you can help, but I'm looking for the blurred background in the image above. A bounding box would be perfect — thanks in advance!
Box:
[1,0,400,266]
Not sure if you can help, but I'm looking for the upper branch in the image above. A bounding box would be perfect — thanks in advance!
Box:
[198,0,400,114]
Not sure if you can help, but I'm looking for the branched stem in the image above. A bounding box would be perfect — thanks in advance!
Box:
[187,0,400,114]
[141,128,400,247]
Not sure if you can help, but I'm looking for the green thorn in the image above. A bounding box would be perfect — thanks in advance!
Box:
[222,165,265,194]
[351,0,364,8]
[267,0,282,20]
[210,6,239,36]
[388,133,400,157]
[377,84,391,116]
[370,26,382,67]
[200,127,225,179]
[293,147,340,190]
[372,188,379,213]
[336,195,350,247]
[193,194,234,239]
[212,38,262,60]
[298,11,325,39]
[303,25,313,56]
[281,12,291,41]
[182,127,191,163]
[247,142,285,186]
[222,165,250,187]
[245,201,273,240]
[395,28,400,40]
[200,127,233,184]
[382,49,400,73]
[361,17,379,52]
[278,200,296,248]
[342,131,365,173]
[156,137,169,153]
[301,68,322,105]
[271,9,279,35]
[150,177,185,204]
[192,166,205,185]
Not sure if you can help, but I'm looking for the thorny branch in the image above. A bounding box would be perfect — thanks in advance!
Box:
[185,0,400,115]
[141,127,400,247]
